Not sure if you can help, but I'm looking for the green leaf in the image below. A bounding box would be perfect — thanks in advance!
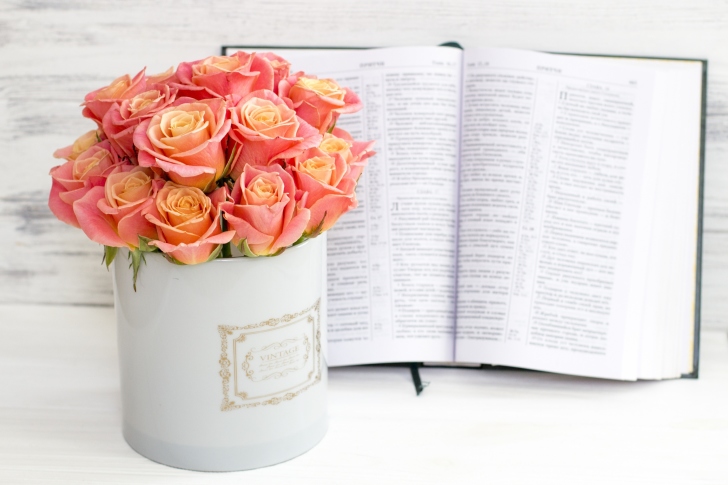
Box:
[221,142,239,179]
[234,238,288,258]
[102,246,118,269]
[269,247,286,257]
[326,122,336,134]
[307,211,327,239]
[161,253,186,265]
[95,131,102,143]
[206,244,224,262]
[137,235,159,253]
[222,242,232,259]
[128,248,146,292]
[292,234,308,246]
[157,245,224,266]
[219,217,232,258]
[202,177,216,194]
[236,238,259,258]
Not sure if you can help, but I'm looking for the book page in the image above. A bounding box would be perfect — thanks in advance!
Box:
[454,48,655,379]
[261,47,463,366]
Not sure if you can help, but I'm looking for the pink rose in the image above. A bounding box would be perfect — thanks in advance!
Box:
[52,129,104,161]
[48,140,124,227]
[256,52,291,94]
[102,84,178,160]
[228,90,321,179]
[73,166,160,248]
[146,67,178,85]
[83,69,147,124]
[291,147,357,233]
[173,52,274,100]
[279,74,363,133]
[319,128,375,181]
[221,164,310,256]
[143,182,235,264]
[134,97,231,191]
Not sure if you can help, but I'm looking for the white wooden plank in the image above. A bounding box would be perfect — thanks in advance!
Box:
[1,0,727,330]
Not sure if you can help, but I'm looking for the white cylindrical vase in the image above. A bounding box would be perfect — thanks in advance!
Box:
[112,236,327,472]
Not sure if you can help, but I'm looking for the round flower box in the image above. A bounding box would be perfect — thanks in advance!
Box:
[112,236,328,471]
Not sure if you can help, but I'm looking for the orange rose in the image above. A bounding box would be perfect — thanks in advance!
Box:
[73,166,159,248]
[280,73,363,133]
[102,84,178,160]
[52,129,104,161]
[143,182,235,264]
[228,90,321,179]
[134,98,231,191]
[320,128,376,181]
[48,140,124,227]
[82,69,147,124]
[173,51,274,99]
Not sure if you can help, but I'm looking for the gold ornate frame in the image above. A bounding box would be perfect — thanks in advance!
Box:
[217,299,322,412]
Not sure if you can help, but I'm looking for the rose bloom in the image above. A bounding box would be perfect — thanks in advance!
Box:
[319,128,375,182]
[228,89,321,180]
[256,52,291,94]
[143,182,235,264]
[146,67,178,85]
[83,69,147,124]
[53,129,104,161]
[221,164,310,256]
[279,74,363,133]
[173,51,274,99]
[48,140,124,227]
[73,166,159,248]
[291,147,357,233]
[134,97,231,191]
[102,84,178,160]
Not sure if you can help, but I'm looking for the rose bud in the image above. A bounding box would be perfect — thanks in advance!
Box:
[49,140,125,227]
[143,182,235,265]
[221,164,310,256]
[228,89,321,180]
[291,147,358,234]
[102,84,178,161]
[83,68,148,124]
[279,74,363,133]
[133,98,231,191]
[173,51,274,100]
[53,129,104,161]
[319,128,375,182]
[73,166,160,248]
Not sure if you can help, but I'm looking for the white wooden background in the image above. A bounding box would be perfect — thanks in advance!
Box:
[1,0,727,329]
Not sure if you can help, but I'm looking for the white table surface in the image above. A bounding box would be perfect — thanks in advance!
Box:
[1,304,726,485]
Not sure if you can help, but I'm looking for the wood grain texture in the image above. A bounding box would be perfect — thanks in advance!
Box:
[1,0,727,328]
[0,303,727,484]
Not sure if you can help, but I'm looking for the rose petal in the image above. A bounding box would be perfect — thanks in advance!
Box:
[116,199,158,247]
[73,186,126,247]
[48,178,81,228]
[306,193,357,233]
[270,207,310,252]
[150,230,235,264]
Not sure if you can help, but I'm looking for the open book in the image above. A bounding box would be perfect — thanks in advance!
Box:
[223,45,706,380]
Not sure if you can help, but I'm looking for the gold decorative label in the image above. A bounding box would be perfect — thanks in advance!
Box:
[218,299,321,411]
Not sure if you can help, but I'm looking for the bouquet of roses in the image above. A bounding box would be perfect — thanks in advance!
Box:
[48,51,375,288]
